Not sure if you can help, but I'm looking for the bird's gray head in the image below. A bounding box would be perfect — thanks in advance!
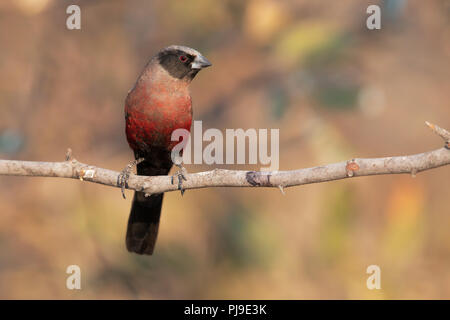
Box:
[156,45,212,81]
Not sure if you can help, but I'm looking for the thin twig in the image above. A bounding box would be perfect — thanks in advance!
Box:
[426,121,450,148]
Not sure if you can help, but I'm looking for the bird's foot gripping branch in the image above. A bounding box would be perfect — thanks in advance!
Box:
[117,158,145,199]
[170,163,188,196]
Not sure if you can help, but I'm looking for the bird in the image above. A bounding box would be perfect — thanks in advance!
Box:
[120,45,211,255]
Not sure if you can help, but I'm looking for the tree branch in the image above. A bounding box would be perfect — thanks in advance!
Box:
[0,122,449,196]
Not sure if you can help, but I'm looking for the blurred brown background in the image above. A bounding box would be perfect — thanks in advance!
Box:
[0,0,449,299]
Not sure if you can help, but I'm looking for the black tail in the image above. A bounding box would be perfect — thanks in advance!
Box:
[126,159,171,255]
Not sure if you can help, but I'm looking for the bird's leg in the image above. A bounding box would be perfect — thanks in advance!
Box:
[118,158,145,199]
[171,163,188,196]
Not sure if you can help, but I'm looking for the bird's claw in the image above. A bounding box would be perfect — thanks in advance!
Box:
[171,165,188,196]
[118,158,144,199]
[117,170,130,199]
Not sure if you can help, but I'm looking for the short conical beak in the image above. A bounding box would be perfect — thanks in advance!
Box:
[191,54,212,69]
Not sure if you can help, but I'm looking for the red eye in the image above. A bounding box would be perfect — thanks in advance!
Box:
[179,55,188,62]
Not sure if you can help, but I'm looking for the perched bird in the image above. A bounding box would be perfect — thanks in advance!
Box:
[121,45,211,255]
